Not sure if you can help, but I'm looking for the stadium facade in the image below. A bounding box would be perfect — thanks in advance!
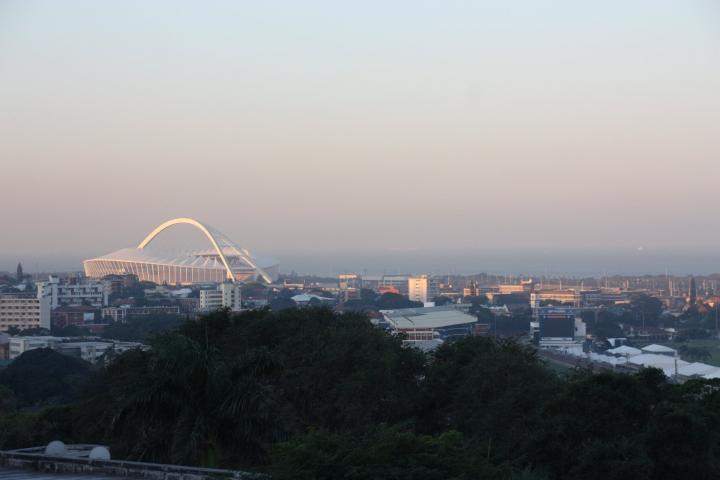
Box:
[83,218,279,285]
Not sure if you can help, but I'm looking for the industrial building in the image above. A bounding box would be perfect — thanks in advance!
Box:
[380,304,477,346]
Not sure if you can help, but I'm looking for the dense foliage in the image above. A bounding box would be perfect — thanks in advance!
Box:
[0,348,91,407]
[101,314,183,342]
[2,308,720,479]
[343,292,423,311]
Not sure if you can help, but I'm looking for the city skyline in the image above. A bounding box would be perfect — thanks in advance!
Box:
[2,1,720,270]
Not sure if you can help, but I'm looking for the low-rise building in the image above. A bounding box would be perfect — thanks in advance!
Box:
[36,276,108,309]
[498,280,534,294]
[199,283,241,312]
[536,307,586,348]
[51,305,98,328]
[101,305,181,322]
[380,304,477,346]
[102,273,139,296]
[0,293,51,332]
[8,335,145,363]
[9,336,58,359]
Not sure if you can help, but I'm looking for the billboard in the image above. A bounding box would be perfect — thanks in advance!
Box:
[538,307,575,340]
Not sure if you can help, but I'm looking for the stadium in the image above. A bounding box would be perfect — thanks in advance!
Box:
[83,218,279,285]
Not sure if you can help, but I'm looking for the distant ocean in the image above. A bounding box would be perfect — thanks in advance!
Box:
[3,249,720,278]
[276,249,720,278]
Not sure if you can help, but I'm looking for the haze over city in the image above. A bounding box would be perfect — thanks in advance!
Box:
[2,0,720,276]
[6,2,720,479]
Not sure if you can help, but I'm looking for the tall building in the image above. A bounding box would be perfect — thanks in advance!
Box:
[36,276,108,309]
[382,275,410,295]
[689,276,697,305]
[338,273,361,290]
[0,293,51,332]
[408,275,439,304]
[338,273,361,302]
[200,283,242,312]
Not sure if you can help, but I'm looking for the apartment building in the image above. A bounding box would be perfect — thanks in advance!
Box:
[0,293,51,332]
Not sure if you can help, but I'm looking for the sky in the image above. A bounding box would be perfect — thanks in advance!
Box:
[1,1,719,275]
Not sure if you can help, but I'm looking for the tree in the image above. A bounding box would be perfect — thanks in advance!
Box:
[0,348,91,407]
[271,427,510,480]
[630,294,664,326]
[9,307,720,477]
[678,345,711,362]
[52,324,92,337]
[101,314,181,342]
[417,336,557,461]
[269,297,297,311]
[241,282,269,299]
[432,295,453,306]
[468,295,490,315]
[70,308,425,468]
[375,293,422,310]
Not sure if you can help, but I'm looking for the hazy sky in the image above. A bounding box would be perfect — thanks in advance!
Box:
[1,1,719,274]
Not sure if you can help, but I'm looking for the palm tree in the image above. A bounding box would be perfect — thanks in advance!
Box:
[107,314,282,467]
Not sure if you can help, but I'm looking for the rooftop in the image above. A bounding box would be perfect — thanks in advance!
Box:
[381,304,476,330]
[641,344,677,354]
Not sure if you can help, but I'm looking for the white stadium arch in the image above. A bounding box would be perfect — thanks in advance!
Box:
[83,218,277,285]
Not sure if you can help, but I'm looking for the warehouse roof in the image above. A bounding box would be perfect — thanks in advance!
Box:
[677,362,720,378]
[381,305,476,330]
[641,344,677,354]
[607,345,642,356]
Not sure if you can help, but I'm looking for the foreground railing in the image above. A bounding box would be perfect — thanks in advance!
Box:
[0,448,269,480]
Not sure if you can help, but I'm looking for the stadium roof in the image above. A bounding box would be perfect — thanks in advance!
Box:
[84,218,278,284]
[89,247,277,272]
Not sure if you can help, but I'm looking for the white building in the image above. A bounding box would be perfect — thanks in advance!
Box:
[0,294,51,332]
[640,344,677,356]
[8,336,145,363]
[101,305,181,323]
[407,275,439,304]
[8,336,58,359]
[380,304,477,346]
[628,353,688,377]
[36,276,108,309]
[199,283,242,312]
